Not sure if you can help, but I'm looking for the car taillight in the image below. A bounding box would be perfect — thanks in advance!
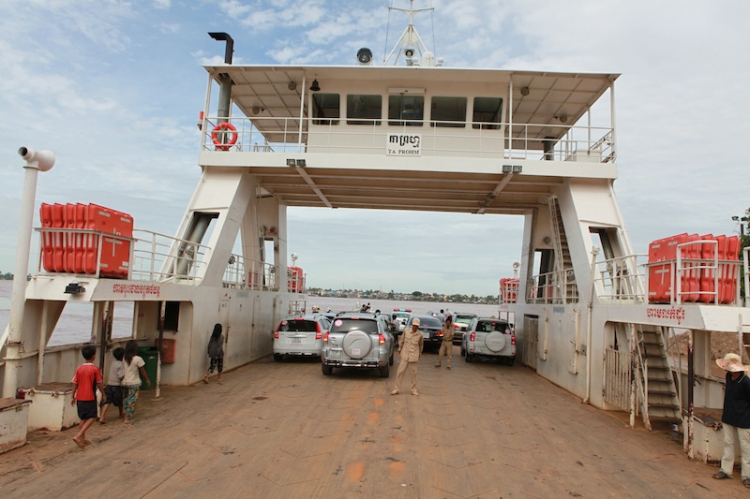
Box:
[378,334,385,345]
[436,330,443,337]
[323,332,329,343]
[511,335,516,346]
[273,328,279,339]
[453,324,460,329]
[315,323,323,340]
[470,332,475,342]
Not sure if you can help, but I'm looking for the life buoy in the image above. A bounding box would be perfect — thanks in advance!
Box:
[211,122,238,150]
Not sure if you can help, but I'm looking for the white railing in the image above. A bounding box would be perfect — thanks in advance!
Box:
[131,229,211,284]
[499,279,519,304]
[199,115,614,163]
[590,249,742,306]
[593,254,648,303]
[222,254,277,291]
[604,347,632,411]
[645,240,743,306]
[526,269,579,304]
[35,228,306,294]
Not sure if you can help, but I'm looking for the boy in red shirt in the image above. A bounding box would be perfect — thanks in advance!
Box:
[70,345,106,449]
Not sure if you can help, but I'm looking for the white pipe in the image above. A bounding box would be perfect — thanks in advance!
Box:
[583,246,600,404]
[3,148,55,398]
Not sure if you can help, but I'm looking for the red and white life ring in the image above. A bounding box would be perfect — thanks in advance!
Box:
[211,122,238,150]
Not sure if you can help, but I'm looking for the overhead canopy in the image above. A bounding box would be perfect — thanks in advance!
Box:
[201,64,619,215]
[204,64,619,148]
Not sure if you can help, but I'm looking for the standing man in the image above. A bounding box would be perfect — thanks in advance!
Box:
[437,309,446,324]
[435,315,454,369]
[713,353,750,489]
[391,318,424,397]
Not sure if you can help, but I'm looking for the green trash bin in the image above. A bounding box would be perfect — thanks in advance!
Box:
[138,346,158,390]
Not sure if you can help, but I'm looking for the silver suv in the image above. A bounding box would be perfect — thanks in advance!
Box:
[321,312,395,377]
[461,317,516,366]
[452,313,478,344]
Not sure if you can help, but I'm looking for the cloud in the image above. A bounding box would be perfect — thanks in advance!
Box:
[1,0,749,297]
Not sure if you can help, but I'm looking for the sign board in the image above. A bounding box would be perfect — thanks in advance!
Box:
[386,133,421,156]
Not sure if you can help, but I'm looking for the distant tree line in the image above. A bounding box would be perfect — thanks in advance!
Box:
[307,287,498,304]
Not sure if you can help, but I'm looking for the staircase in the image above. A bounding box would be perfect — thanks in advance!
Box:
[635,325,681,430]
[548,196,577,302]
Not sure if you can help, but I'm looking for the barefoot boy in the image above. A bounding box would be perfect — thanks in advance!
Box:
[70,345,106,449]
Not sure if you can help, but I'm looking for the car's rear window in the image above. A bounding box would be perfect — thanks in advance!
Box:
[278,320,318,332]
[330,318,379,334]
[393,313,410,320]
[414,316,441,328]
[476,321,510,333]
[455,315,474,324]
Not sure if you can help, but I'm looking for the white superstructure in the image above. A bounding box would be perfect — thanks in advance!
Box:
[2,0,748,461]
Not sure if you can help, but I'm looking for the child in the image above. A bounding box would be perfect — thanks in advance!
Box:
[70,345,106,449]
[98,347,125,424]
[203,323,225,384]
[122,340,151,425]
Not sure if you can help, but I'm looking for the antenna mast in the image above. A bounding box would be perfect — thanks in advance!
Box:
[383,0,436,66]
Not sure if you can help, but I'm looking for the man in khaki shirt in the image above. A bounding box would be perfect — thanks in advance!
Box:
[391,317,425,397]
[435,315,454,369]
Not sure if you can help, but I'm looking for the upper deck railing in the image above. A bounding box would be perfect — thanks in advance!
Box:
[34,228,305,294]
[200,116,615,163]
[519,247,743,306]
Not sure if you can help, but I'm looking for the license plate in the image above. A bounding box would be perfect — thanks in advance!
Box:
[422,331,430,338]
[291,337,302,344]
[328,350,341,359]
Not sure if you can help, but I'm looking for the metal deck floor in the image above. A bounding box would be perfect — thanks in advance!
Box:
[0,346,742,498]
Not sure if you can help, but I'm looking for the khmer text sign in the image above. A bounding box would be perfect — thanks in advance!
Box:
[386,133,421,156]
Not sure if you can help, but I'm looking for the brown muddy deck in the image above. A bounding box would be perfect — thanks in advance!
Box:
[0,347,744,498]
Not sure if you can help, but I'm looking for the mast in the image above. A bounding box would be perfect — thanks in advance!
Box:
[383,0,441,66]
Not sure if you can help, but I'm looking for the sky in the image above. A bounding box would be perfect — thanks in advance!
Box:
[0,0,748,297]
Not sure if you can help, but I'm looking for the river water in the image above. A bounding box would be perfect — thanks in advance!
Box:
[0,280,501,346]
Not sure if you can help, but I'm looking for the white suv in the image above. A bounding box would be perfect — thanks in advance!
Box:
[273,314,330,361]
[461,317,516,366]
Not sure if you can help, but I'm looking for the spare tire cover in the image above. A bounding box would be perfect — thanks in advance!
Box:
[484,332,506,353]
[342,330,373,359]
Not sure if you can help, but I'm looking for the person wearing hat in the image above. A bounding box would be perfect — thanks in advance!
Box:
[391,317,424,397]
[435,315,454,369]
[713,353,750,488]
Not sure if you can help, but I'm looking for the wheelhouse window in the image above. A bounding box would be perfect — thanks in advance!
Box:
[472,97,503,130]
[347,94,382,125]
[430,96,467,128]
[312,93,340,125]
[388,95,424,126]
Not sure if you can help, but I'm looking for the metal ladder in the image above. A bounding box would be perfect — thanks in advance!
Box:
[634,324,681,430]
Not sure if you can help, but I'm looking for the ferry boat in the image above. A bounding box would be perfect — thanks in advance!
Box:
[1,0,749,464]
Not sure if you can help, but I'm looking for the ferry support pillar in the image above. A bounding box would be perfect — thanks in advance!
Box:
[3,148,55,398]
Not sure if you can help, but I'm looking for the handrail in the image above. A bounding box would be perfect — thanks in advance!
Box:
[593,254,648,303]
[200,115,615,163]
[526,268,579,304]
[33,227,306,294]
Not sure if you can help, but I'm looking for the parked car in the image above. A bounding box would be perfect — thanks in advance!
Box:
[406,314,444,351]
[273,314,331,361]
[321,312,394,377]
[461,317,516,365]
[390,308,412,335]
[451,313,478,344]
